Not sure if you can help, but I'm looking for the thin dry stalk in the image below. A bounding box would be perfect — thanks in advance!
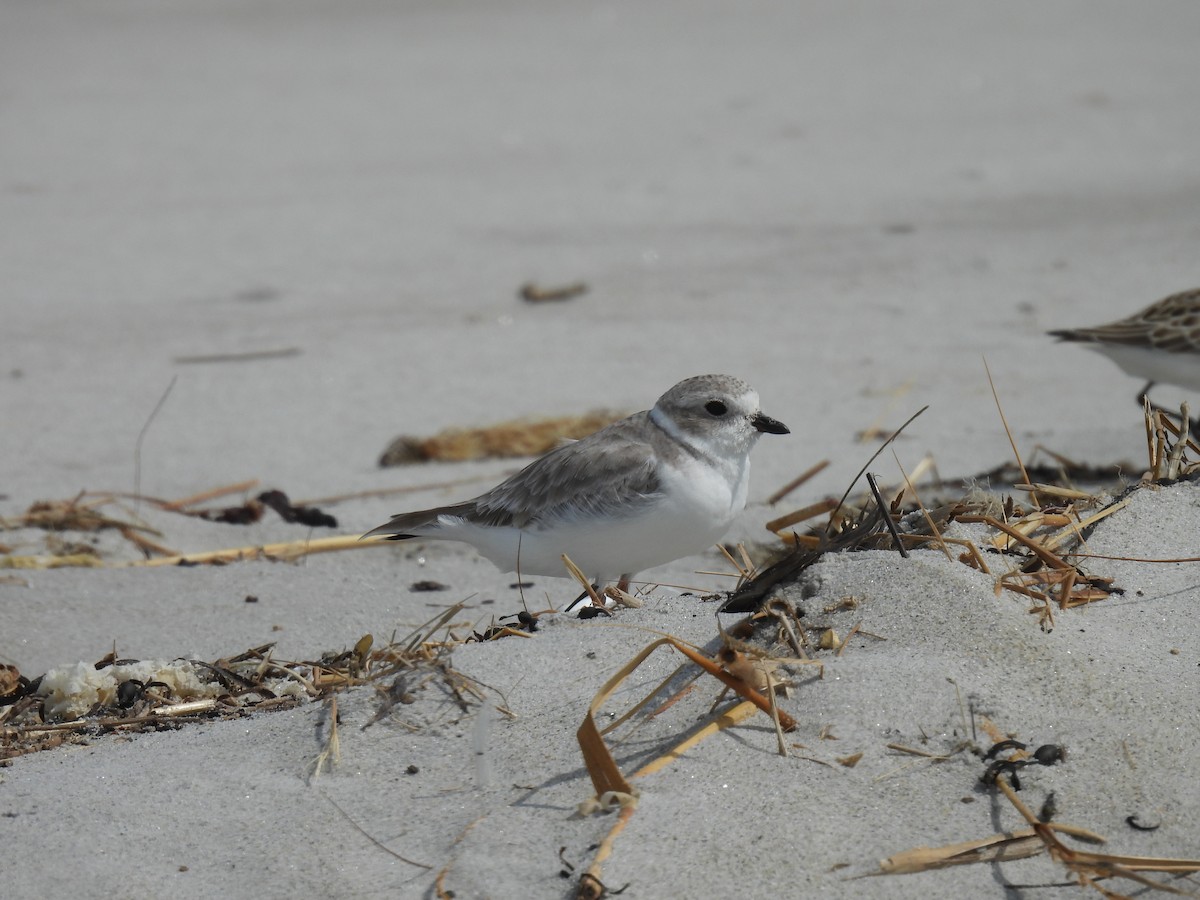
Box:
[836,622,863,658]
[162,480,261,510]
[957,514,1071,571]
[323,792,432,870]
[767,459,831,505]
[764,597,810,659]
[982,356,1042,509]
[765,672,789,757]
[894,452,953,562]
[121,533,372,567]
[716,542,755,584]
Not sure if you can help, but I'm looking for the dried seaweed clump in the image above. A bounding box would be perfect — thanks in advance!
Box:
[379,410,625,466]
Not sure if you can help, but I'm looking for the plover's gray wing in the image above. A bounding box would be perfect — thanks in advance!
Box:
[472,416,662,530]
[363,413,663,538]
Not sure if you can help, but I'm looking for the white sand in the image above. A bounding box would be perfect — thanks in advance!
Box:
[3,2,1199,898]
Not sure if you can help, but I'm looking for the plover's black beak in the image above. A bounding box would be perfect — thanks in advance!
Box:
[752,412,790,435]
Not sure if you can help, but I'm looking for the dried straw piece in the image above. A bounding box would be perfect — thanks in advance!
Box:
[876,828,1049,874]
[575,632,803,896]
[120,534,371,567]
[577,636,797,798]
[519,281,589,303]
[765,498,840,535]
[956,515,1071,571]
[1013,482,1094,501]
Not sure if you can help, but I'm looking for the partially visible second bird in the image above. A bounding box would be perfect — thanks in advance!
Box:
[1048,287,1200,401]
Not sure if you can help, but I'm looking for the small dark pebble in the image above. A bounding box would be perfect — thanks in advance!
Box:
[1033,744,1065,766]
[244,595,258,603]
[406,764,419,775]
[116,680,143,709]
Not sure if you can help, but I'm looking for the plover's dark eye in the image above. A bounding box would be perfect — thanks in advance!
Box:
[705,400,728,416]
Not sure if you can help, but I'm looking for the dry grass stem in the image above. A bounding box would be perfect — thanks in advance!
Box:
[983,356,1042,509]
[766,497,841,534]
[767,459,831,505]
[162,480,261,510]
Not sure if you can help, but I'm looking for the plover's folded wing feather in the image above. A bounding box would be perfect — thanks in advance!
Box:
[472,428,661,530]
[361,501,479,539]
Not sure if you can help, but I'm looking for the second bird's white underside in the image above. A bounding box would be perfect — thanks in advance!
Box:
[417,449,751,582]
[1084,342,1200,392]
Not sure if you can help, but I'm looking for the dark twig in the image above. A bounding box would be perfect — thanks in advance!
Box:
[867,473,907,558]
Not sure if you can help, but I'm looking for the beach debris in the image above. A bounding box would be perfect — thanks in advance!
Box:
[378,409,624,466]
[113,533,369,568]
[307,695,341,781]
[873,720,1200,891]
[409,579,448,592]
[173,347,300,364]
[518,281,588,303]
[0,664,27,704]
[572,631,803,895]
[743,376,1200,637]
[0,482,347,568]
[199,489,337,528]
[0,604,507,762]
[1126,815,1162,833]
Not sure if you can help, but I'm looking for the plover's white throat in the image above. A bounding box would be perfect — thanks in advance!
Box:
[363,374,789,588]
[1048,288,1200,397]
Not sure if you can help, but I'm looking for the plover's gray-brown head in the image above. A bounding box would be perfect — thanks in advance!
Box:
[650,374,789,455]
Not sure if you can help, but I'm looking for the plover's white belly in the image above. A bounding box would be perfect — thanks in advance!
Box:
[437,453,748,581]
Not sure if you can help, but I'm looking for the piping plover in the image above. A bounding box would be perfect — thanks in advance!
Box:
[363,374,789,590]
[1048,288,1200,400]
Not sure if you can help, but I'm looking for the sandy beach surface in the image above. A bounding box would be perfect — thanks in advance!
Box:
[3,2,1199,898]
